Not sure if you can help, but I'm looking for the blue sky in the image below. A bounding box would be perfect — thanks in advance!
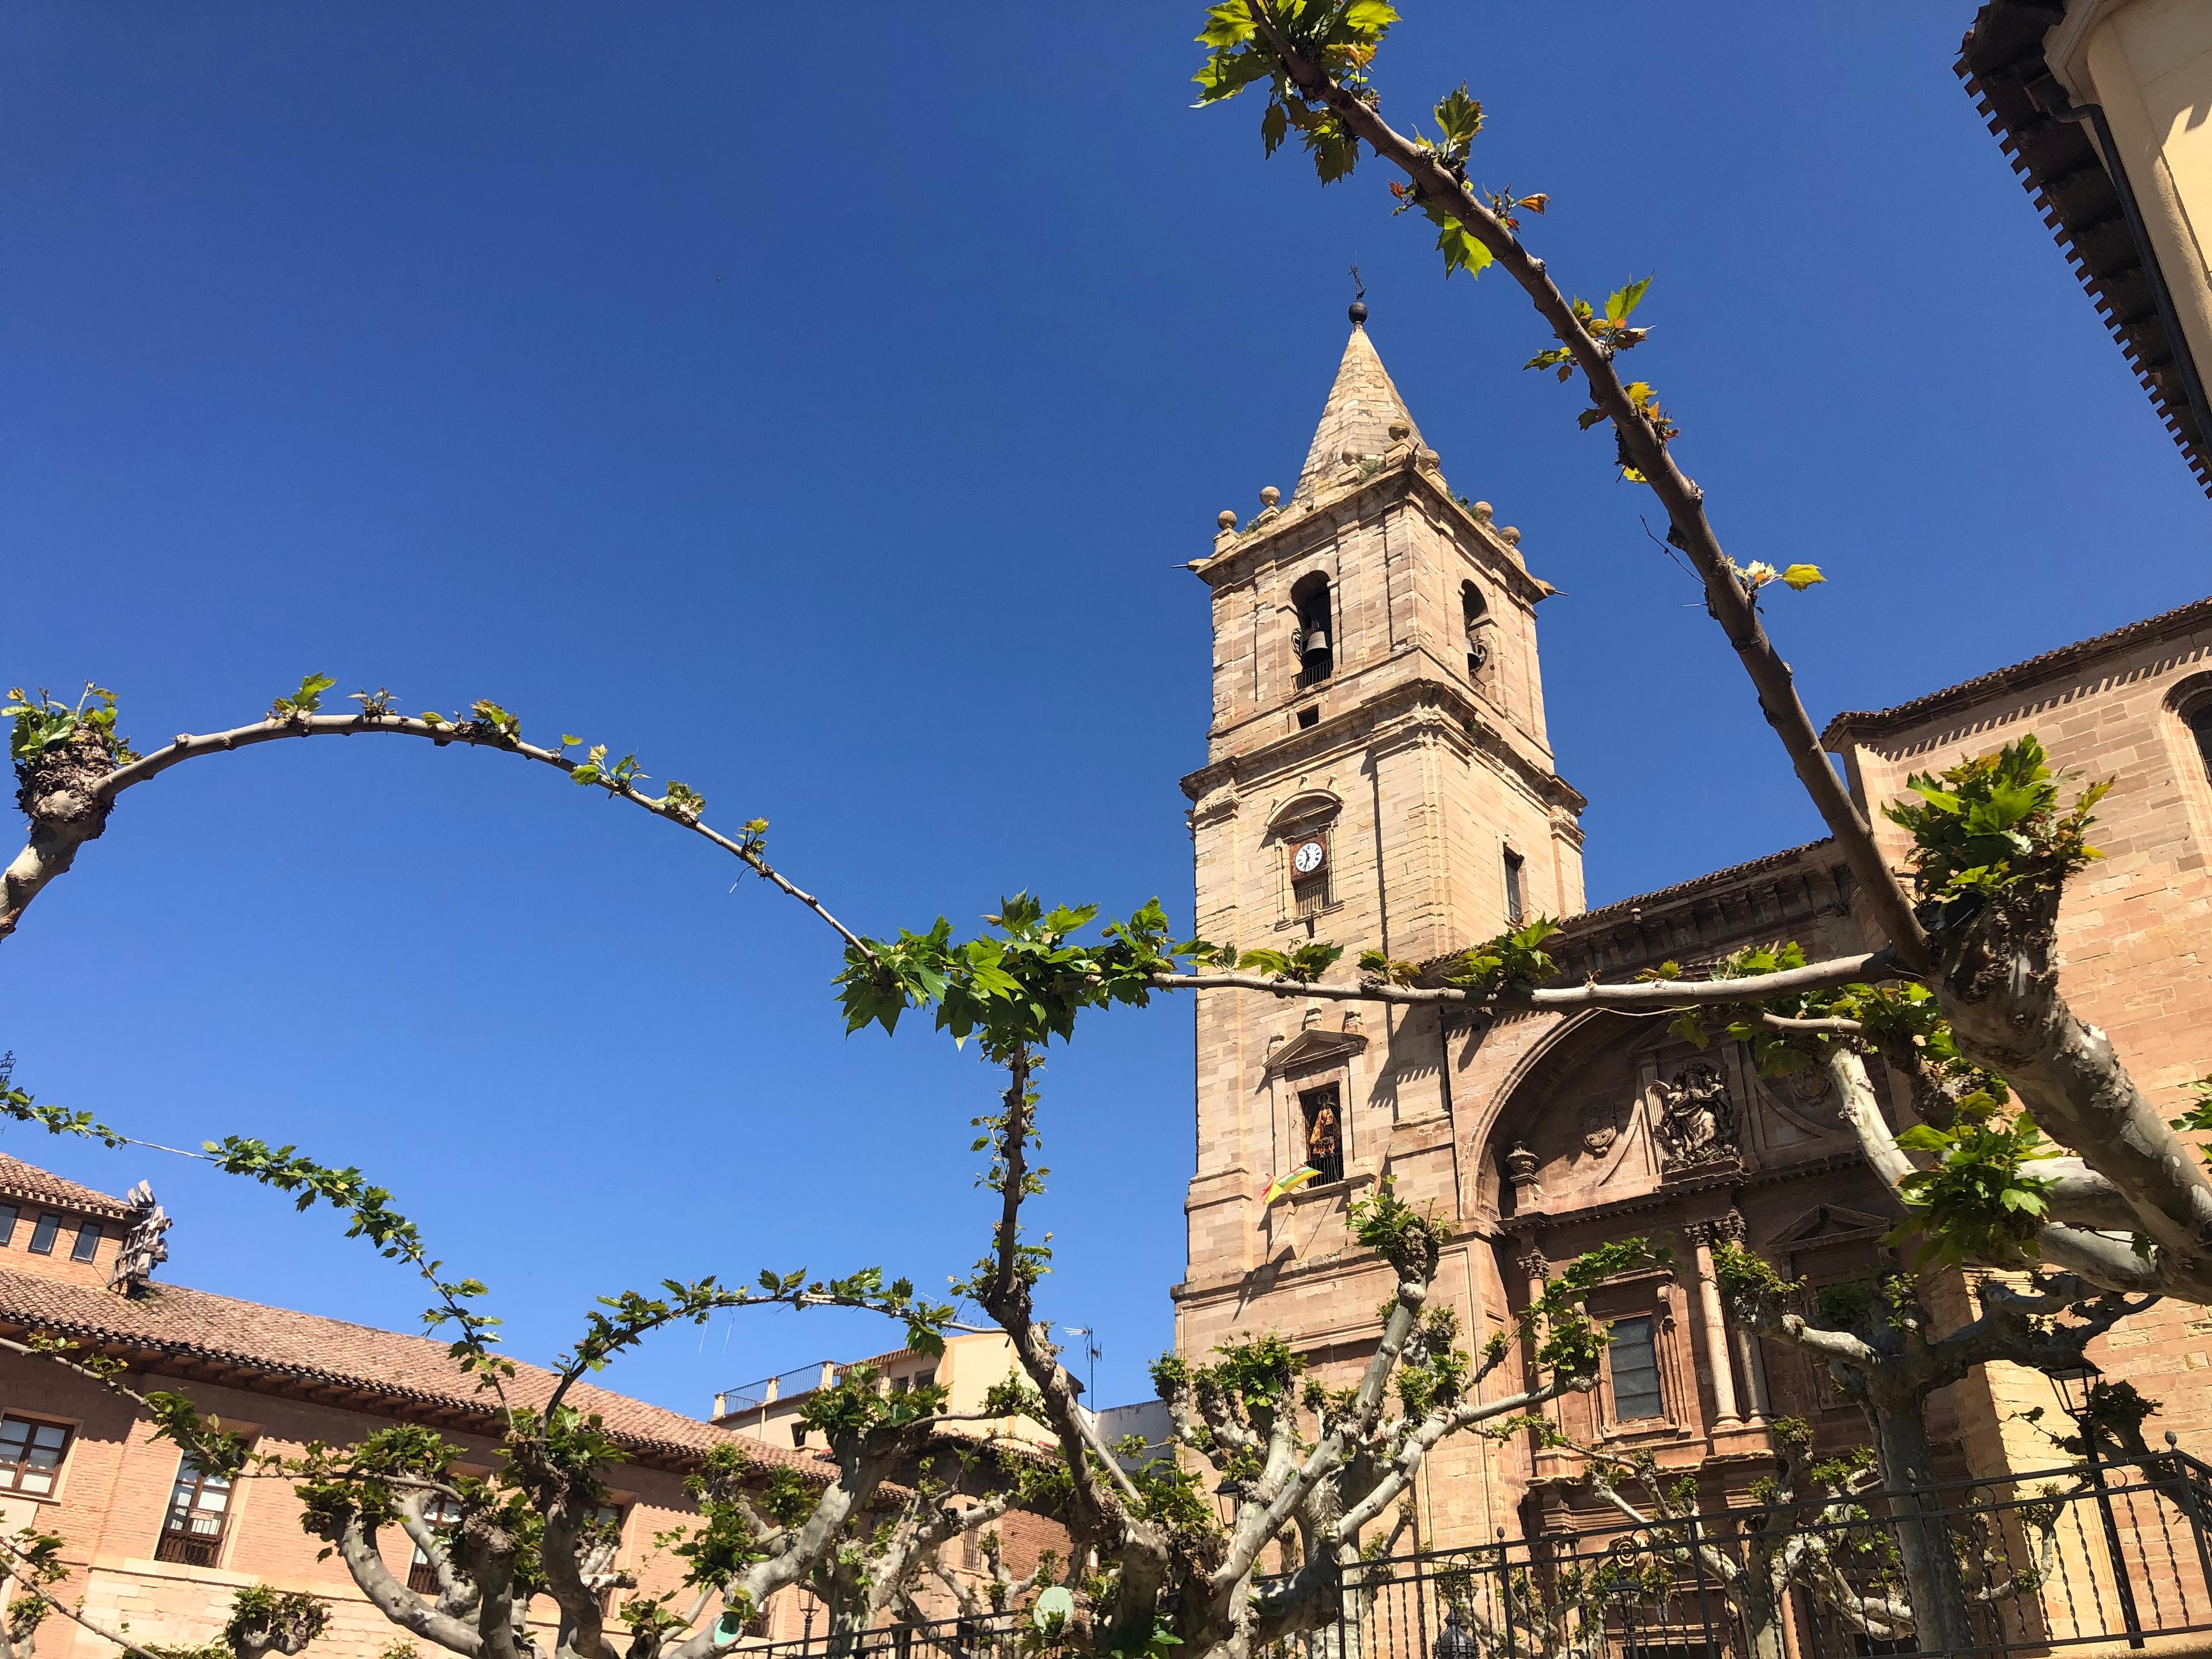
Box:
[2,3,2205,1419]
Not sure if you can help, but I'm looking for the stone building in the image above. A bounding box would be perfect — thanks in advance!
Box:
[0,1155,1060,1659]
[1172,307,2212,1550]
[1961,0,2212,495]
[712,1334,1054,1450]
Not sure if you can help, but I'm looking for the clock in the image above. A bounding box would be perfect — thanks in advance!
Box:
[1291,837,1328,878]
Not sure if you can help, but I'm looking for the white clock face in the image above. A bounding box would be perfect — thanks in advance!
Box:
[1293,839,1326,876]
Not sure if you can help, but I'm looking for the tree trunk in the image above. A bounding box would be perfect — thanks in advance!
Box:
[1869,1408,1974,1656]
[1733,1558,1787,1659]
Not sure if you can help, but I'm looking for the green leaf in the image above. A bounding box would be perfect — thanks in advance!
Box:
[1604,276,1653,324]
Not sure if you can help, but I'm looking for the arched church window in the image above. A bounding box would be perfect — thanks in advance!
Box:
[2190,702,2212,781]
[1299,1084,1343,1185]
[1290,572,1333,686]
[1461,581,1493,681]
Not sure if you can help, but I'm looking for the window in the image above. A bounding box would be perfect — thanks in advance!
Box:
[1502,849,1525,926]
[914,1369,937,1391]
[26,1215,60,1256]
[1289,830,1331,918]
[0,1416,71,1495]
[408,1494,465,1594]
[1296,706,1320,730]
[890,1376,910,1395]
[0,1206,18,1248]
[1291,573,1333,686]
[1461,582,1491,680]
[1300,1085,1344,1185]
[2191,704,2212,780]
[70,1222,100,1263]
[1607,1316,1664,1421]
[156,1455,237,1566]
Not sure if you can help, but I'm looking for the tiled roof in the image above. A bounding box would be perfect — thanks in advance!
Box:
[1822,596,2212,744]
[0,1154,135,1221]
[0,1266,830,1478]
[1556,839,1840,937]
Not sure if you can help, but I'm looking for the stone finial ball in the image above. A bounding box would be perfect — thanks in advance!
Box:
[1387,421,1411,442]
[1218,509,1238,531]
[1500,526,1522,546]
[1472,501,1494,521]
[1260,485,1281,508]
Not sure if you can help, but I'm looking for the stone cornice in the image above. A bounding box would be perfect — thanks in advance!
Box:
[1180,672,1588,817]
[1499,1150,1863,1236]
[1192,449,1555,612]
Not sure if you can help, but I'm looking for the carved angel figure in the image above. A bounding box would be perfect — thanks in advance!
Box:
[1654,1061,1737,1171]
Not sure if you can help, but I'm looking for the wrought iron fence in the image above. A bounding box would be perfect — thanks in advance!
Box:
[1317,1452,2212,1659]
[725,1454,2212,1659]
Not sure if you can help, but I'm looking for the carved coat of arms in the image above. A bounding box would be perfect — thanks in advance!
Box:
[1580,1100,1622,1156]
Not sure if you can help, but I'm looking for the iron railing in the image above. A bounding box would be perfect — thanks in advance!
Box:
[725,1454,2212,1659]
[1315,1452,2212,1659]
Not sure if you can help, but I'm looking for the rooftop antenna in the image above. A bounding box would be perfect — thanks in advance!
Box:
[1349,264,1368,325]
[1065,1325,1102,1401]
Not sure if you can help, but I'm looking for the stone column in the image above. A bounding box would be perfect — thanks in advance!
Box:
[1517,1244,1557,1443]
[1714,1210,1770,1422]
[1684,1221,1743,1431]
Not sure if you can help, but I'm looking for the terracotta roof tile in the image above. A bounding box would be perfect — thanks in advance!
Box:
[1555,839,1840,936]
[0,1265,831,1478]
[1821,596,2212,745]
[0,1154,135,1221]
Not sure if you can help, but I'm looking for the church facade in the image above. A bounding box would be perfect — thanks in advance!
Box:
[1172,308,2212,1550]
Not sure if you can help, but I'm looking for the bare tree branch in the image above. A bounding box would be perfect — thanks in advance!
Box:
[1241,1,1931,974]
[2,709,874,963]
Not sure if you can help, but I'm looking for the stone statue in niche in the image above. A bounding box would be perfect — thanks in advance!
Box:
[1653,1060,1737,1172]
[1580,1100,1622,1157]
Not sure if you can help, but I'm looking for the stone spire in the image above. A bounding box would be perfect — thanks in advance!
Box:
[1293,304,1425,501]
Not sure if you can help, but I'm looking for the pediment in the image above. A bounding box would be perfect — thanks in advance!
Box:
[1265,1027,1369,1077]
[1773,1202,1892,1245]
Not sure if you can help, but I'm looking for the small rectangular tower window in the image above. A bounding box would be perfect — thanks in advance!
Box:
[1502,849,1526,926]
[1607,1316,1664,1421]
[1289,831,1331,918]
[70,1221,101,1263]
[27,1215,60,1256]
[0,1206,20,1248]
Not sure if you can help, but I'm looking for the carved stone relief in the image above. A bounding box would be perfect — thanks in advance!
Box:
[1579,1100,1622,1157]
[1652,1059,1738,1175]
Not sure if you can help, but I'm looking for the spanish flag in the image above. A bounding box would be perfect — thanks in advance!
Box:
[1263,1166,1321,1207]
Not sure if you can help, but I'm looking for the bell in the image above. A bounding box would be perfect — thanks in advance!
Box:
[1301,628,1331,664]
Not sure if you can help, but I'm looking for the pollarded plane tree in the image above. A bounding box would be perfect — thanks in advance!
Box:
[0,1085,1040,1659]
[1685,1248,2134,1659]
[826,900,1666,1659]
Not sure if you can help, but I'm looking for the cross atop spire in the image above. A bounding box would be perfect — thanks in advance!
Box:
[1293,306,1425,501]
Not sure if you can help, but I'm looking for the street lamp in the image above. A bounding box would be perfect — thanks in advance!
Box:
[2048,1361,2145,1649]
[1433,1607,1480,1659]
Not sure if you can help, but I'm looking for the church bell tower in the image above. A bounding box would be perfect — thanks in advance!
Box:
[1175,303,1586,1302]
